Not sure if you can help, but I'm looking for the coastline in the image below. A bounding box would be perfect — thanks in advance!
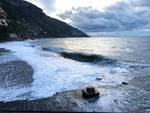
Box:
[0,40,150,112]
[0,76,150,112]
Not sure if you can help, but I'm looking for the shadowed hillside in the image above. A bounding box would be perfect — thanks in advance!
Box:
[0,0,88,41]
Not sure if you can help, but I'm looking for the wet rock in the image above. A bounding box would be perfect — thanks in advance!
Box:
[0,48,10,53]
[122,82,128,85]
[82,86,100,99]
[42,47,49,51]
[0,89,83,111]
[30,45,35,47]
[96,78,102,81]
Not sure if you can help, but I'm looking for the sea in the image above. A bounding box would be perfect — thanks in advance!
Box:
[0,37,150,112]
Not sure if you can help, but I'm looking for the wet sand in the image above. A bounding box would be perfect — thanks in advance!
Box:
[0,60,33,88]
[0,48,33,88]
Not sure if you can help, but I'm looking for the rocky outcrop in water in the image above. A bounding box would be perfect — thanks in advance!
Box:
[82,86,100,99]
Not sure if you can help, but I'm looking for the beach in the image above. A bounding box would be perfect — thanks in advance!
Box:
[0,37,150,112]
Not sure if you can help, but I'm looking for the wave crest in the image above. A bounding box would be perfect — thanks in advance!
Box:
[60,52,116,64]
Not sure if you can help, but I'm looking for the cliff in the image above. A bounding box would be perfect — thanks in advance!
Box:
[0,0,88,41]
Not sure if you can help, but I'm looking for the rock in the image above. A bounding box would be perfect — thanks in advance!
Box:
[96,78,102,81]
[42,47,49,51]
[30,45,35,47]
[0,89,82,111]
[82,86,100,99]
[87,87,95,94]
[0,48,10,53]
[0,48,10,55]
[122,82,128,85]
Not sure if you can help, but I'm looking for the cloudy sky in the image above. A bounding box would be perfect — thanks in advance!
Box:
[25,0,150,36]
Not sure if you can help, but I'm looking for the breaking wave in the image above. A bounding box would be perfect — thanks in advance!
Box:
[41,47,150,70]
[40,47,116,64]
[0,40,150,102]
[60,51,117,64]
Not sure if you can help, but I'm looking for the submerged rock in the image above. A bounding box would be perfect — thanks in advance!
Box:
[122,82,128,85]
[82,86,100,99]
[0,48,10,53]
[42,47,49,51]
[96,78,102,81]
[30,45,35,47]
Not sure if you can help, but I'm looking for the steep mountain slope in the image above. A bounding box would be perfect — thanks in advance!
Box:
[0,0,88,41]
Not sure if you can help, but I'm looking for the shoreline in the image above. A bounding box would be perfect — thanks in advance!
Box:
[0,60,33,88]
[0,89,83,111]
[0,74,150,112]
[0,42,150,112]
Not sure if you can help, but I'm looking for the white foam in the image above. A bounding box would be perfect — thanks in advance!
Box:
[0,41,129,101]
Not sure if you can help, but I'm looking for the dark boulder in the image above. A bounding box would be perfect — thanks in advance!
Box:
[96,78,102,81]
[122,82,128,85]
[82,86,100,99]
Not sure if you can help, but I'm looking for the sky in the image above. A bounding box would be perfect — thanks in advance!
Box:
[25,0,150,36]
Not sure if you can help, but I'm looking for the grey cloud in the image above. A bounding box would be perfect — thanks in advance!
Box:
[58,0,150,33]
[130,0,150,7]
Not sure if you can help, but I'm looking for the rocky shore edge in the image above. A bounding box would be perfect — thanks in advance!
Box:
[0,89,87,112]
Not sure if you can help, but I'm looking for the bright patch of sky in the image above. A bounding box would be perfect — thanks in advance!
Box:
[25,0,121,17]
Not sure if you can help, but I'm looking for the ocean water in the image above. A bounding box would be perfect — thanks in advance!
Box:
[0,37,150,112]
[33,37,150,64]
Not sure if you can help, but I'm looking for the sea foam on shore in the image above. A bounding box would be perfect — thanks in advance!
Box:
[0,40,130,101]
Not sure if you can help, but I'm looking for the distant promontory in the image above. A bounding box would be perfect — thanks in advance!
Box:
[0,0,88,41]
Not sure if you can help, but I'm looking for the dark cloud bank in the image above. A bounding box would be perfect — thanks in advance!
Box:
[58,0,150,36]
